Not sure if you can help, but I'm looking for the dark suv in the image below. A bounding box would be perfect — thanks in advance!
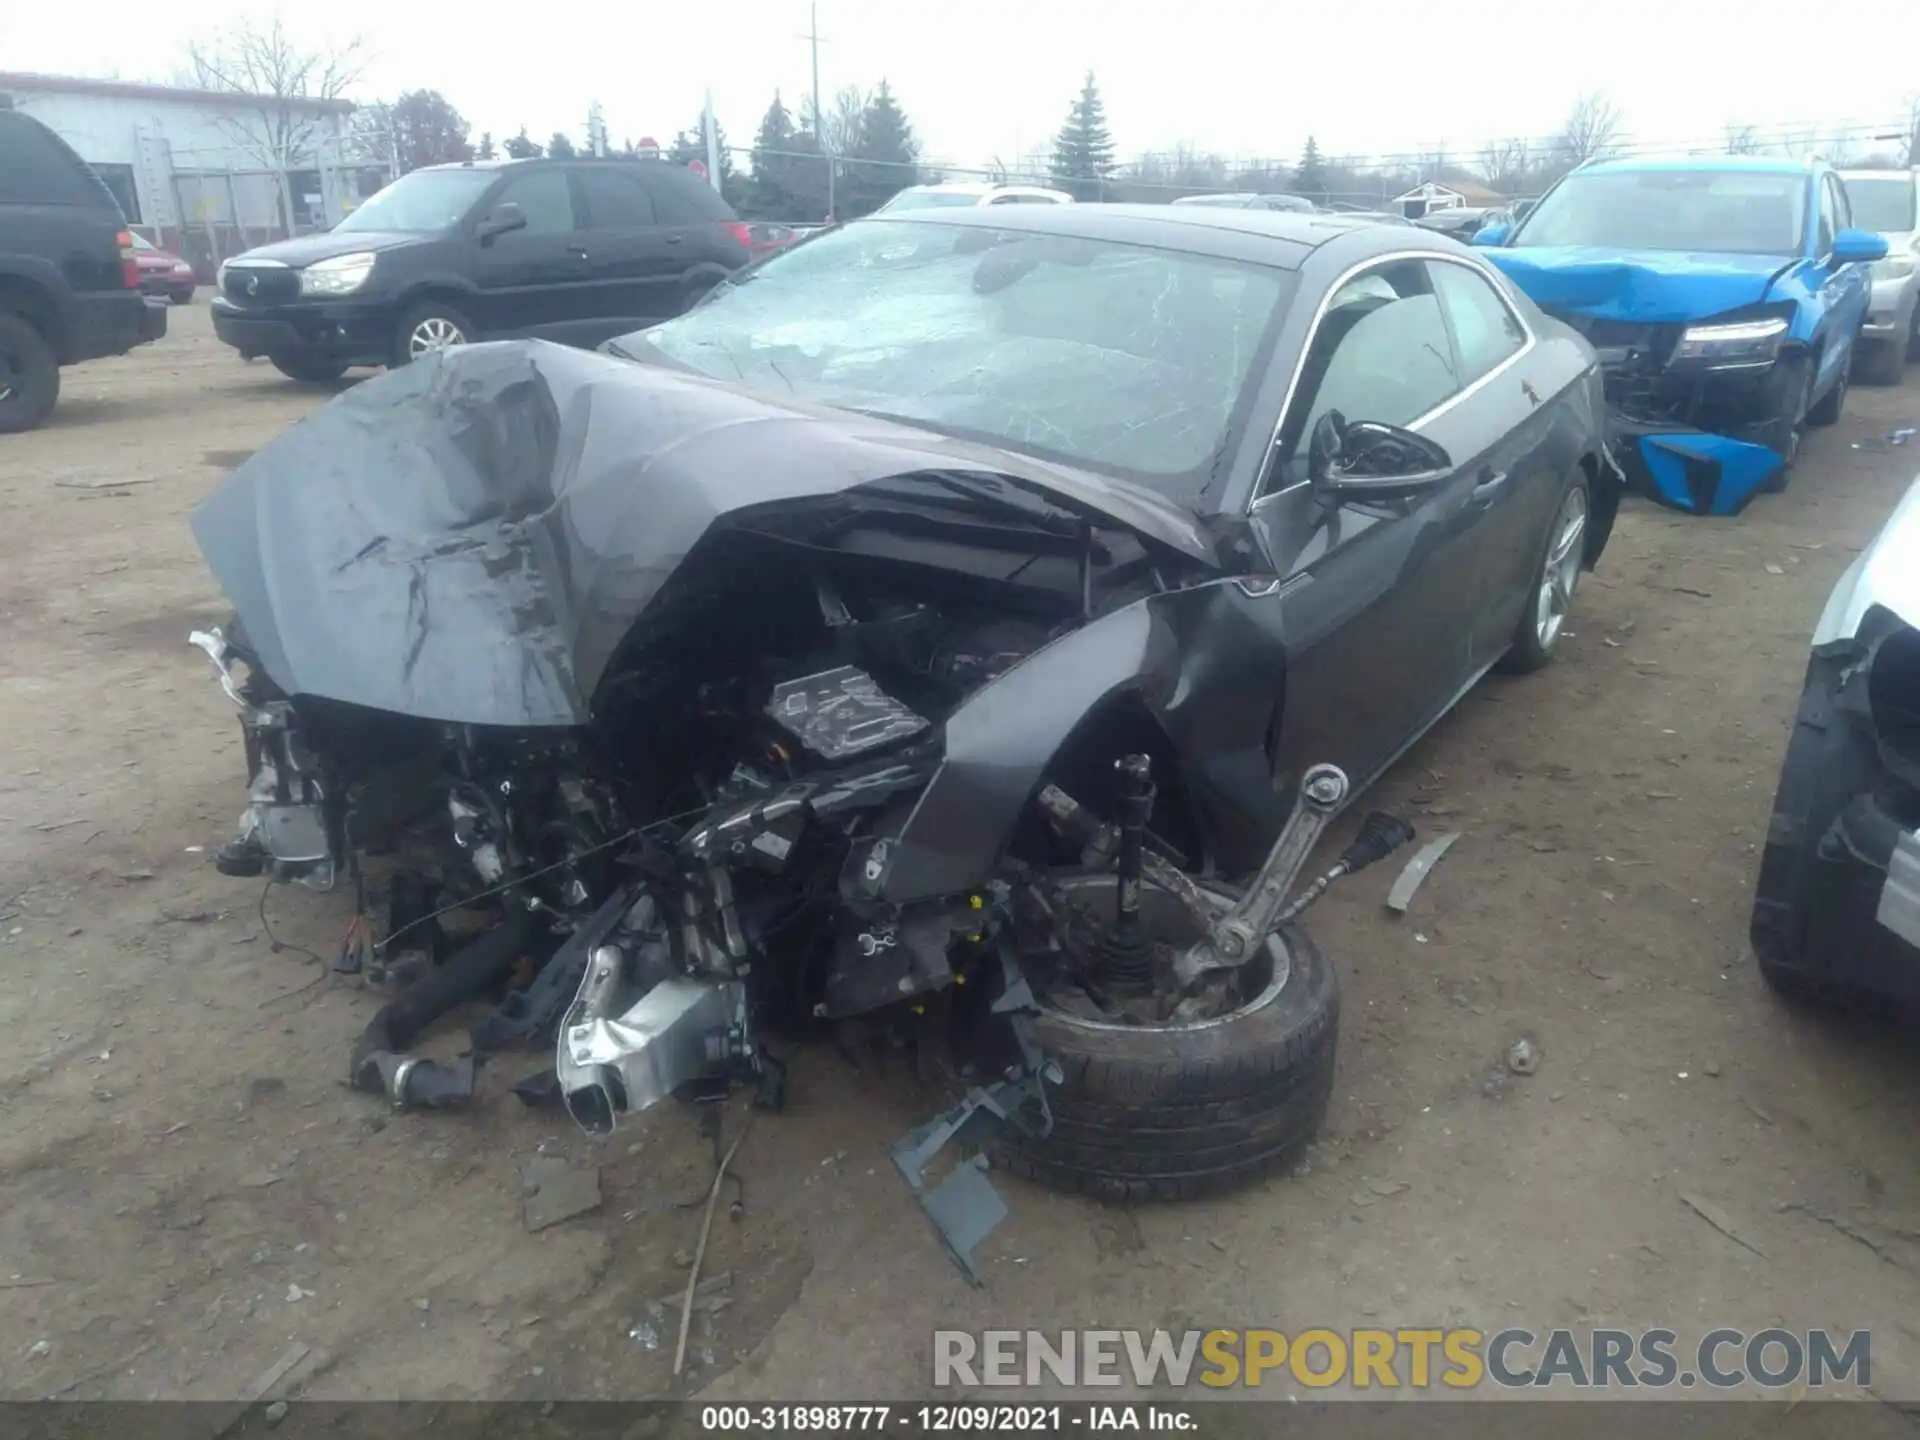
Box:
[0,110,167,433]
[212,157,765,383]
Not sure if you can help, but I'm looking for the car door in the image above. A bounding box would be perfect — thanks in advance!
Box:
[572,164,678,336]
[1821,173,1873,366]
[1246,257,1489,791]
[1424,256,1561,668]
[467,167,590,340]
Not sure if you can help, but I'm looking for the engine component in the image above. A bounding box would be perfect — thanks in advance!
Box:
[349,909,542,1110]
[557,954,749,1137]
[821,901,972,1018]
[765,665,927,761]
[1280,810,1419,921]
[1096,754,1157,991]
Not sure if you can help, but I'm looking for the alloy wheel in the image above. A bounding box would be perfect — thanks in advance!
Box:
[1534,485,1588,651]
[407,316,467,358]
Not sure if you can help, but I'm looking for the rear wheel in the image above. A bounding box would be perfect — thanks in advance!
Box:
[0,313,59,434]
[269,354,349,384]
[1497,469,1588,675]
[1908,303,1920,364]
[989,875,1339,1202]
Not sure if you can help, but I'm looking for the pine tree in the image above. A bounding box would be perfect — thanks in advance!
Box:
[502,126,542,160]
[547,132,577,160]
[668,114,739,203]
[746,91,803,220]
[1292,135,1329,201]
[846,80,919,215]
[1050,71,1115,201]
[475,131,496,160]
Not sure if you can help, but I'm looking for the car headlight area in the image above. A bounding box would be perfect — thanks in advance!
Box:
[298,251,378,297]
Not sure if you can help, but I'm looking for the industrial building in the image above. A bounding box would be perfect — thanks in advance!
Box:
[0,71,369,273]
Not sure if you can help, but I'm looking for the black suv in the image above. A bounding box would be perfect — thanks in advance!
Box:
[0,111,167,433]
[212,157,763,383]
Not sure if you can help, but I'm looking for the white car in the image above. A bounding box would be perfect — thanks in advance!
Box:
[1839,168,1920,384]
[874,182,1075,214]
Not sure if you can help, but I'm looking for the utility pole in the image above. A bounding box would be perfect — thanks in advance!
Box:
[802,1,833,220]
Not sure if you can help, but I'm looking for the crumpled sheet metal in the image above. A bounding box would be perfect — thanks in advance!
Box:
[189,341,1215,728]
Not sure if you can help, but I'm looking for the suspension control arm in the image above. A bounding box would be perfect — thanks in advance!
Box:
[1174,763,1348,983]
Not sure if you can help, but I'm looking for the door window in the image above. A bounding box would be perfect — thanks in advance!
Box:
[1825,174,1852,233]
[1428,261,1526,384]
[495,169,576,235]
[1815,179,1835,257]
[1287,260,1462,458]
[576,167,655,228]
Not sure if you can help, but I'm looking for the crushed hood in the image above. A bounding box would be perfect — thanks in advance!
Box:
[1813,468,1920,646]
[1486,246,1791,324]
[191,340,1220,728]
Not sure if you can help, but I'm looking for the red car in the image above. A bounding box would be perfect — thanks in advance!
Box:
[131,233,197,304]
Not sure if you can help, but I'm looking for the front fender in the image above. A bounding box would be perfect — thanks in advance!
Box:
[878,580,1293,904]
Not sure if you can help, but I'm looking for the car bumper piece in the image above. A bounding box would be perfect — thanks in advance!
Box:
[211,300,387,365]
[1613,425,1784,518]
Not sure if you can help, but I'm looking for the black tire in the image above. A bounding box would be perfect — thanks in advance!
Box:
[1908,304,1920,364]
[990,922,1338,1202]
[0,312,60,434]
[170,287,196,306]
[1759,358,1815,494]
[1806,343,1850,426]
[1749,651,1878,1005]
[269,354,350,384]
[1858,335,1905,384]
[390,300,476,368]
[1496,467,1590,675]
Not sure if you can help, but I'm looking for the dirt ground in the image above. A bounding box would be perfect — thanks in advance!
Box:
[4,303,1920,1406]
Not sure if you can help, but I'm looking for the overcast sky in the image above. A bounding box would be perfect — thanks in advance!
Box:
[5,0,1917,171]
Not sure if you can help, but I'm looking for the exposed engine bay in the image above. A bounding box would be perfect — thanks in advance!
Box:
[185,342,1417,1271]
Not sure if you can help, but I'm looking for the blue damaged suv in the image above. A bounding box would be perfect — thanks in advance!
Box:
[1473,157,1887,516]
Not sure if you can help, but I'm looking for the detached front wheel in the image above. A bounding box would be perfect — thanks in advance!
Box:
[991,876,1339,1202]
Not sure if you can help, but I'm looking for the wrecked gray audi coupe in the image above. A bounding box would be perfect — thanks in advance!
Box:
[189,205,1618,1225]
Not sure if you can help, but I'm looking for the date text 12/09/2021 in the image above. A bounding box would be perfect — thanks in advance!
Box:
[699,1404,1200,1433]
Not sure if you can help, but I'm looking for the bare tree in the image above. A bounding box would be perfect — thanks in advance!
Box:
[1477,136,1534,194]
[184,19,363,232]
[1553,92,1623,170]
[1723,122,1760,155]
[800,84,870,158]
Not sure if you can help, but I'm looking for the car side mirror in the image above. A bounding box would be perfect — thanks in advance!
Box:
[1830,228,1888,265]
[475,202,528,243]
[1308,412,1454,503]
[1471,222,1511,247]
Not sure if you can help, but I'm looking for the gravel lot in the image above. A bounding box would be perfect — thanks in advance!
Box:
[4,303,1920,1404]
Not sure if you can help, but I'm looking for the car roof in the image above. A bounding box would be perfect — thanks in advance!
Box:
[858,201,1461,270]
[1579,155,1821,177]
[1837,167,1919,180]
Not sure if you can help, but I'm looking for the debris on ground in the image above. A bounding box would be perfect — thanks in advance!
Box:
[1506,1036,1539,1076]
[675,1121,752,1376]
[520,1157,603,1233]
[263,1401,288,1428]
[1680,1190,1769,1259]
[209,1344,313,1439]
[1387,832,1462,915]
[1853,428,1916,452]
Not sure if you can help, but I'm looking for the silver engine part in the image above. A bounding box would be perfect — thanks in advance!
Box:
[192,627,337,890]
[556,945,744,1137]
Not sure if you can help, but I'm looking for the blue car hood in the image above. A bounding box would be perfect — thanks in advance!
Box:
[1486,247,1793,323]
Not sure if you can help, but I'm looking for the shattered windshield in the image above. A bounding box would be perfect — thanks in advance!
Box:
[335,167,498,233]
[622,219,1293,494]
[1844,175,1917,233]
[1515,169,1810,256]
